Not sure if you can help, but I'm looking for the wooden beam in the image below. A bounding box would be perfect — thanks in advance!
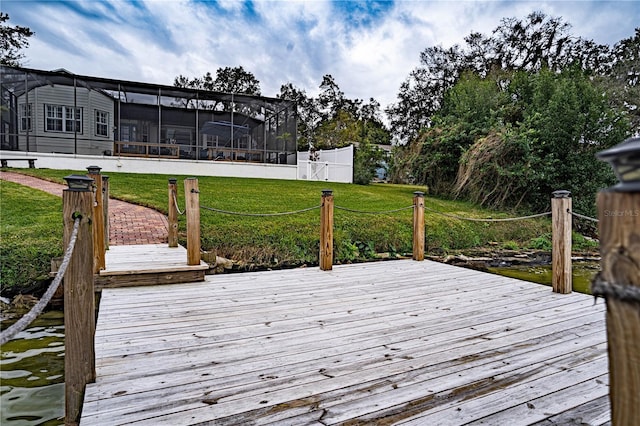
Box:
[320,190,334,271]
[551,190,572,293]
[413,191,425,261]
[184,178,201,265]
[168,178,178,248]
[63,188,95,425]
[597,190,640,425]
[87,167,105,272]
[102,175,109,250]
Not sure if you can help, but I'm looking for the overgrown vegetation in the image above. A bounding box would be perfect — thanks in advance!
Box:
[393,67,628,216]
[1,169,563,295]
[388,13,637,217]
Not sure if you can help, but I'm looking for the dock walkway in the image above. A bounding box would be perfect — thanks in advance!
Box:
[81,258,609,425]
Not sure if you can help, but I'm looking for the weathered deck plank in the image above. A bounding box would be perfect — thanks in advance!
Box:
[95,244,209,288]
[82,259,608,425]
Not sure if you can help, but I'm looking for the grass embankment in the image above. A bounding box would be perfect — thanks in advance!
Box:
[1,168,595,295]
[1,180,63,296]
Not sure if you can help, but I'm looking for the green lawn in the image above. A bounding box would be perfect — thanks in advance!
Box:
[1,168,557,294]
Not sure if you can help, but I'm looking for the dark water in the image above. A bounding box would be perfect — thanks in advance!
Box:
[489,261,600,294]
[1,311,65,426]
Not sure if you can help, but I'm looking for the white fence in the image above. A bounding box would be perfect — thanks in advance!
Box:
[297,146,354,183]
[1,148,354,183]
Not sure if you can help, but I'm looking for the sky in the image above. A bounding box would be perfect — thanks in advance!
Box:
[4,0,639,111]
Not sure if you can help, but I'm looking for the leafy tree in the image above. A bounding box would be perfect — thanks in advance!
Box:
[600,28,640,133]
[387,12,612,144]
[397,66,630,215]
[280,77,390,183]
[386,46,464,144]
[353,139,386,185]
[173,66,261,111]
[278,82,321,151]
[0,13,34,67]
[175,66,261,95]
[212,66,261,95]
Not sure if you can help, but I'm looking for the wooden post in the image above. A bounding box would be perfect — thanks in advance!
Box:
[184,178,201,265]
[102,175,109,250]
[597,190,640,425]
[551,190,572,293]
[413,191,425,261]
[87,166,105,272]
[320,189,334,271]
[63,186,95,425]
[168,178,179,248]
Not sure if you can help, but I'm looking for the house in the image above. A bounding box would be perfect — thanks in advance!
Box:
[1,66,297,164]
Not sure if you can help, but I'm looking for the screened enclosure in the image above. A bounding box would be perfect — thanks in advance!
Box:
[0,66,297,164]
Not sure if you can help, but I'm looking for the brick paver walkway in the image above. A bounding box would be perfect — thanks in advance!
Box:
[1,171,168,245]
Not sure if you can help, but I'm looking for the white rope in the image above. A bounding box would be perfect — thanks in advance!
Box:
[1,217,81,345]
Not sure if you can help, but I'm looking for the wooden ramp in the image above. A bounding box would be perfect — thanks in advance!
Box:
[82,259,609,425]
[95,244,209,289]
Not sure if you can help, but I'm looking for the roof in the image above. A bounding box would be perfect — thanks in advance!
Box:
[0,65,294,112]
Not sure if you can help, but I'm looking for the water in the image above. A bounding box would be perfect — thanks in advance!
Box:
[489,261,600,294]
[1,311,65,426]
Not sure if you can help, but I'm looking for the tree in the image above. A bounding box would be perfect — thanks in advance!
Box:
[278,82,321,151]
[600,28,640,133]
[0,13,34,67]
[386,45,464,144]
[212,66,261,95]
[174,66,261,95]
[395,66,630,215]
[387,12,612,144]
[173,66,261,111]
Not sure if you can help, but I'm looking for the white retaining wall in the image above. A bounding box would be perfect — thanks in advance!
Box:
[0,151,298,180]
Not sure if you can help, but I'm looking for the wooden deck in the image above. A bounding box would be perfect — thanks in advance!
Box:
[81,258,609,425]
[95,244,209,289]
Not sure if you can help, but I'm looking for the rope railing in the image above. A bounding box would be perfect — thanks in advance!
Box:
[0,216,81,346]
[335,205,415,214]
[173,193,185,216]
[422,206,552,222]
[200,204,321,217]
[592,272,640,303]
[570,210,599,223]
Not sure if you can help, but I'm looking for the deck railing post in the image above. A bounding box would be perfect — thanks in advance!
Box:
[320,189,334,271]
[551,190,572,293]
[87,166,105,272]
[63,182,95,425]
[168,178,179,248]
[413,191,425,261]
[184,178,201,265]
[597,189,640,424]
[102,175,109,250]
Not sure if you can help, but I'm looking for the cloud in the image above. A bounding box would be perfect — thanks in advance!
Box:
[4,0,639,113]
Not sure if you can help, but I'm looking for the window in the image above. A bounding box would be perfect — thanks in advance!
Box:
[95,110,109,137]
[19,103,32,132]
[45,104,82,133]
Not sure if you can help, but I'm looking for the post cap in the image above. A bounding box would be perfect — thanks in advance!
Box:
[86,165,102,174]
[552,190,571,198]
[413,191,425,197]
[596,136,640,192]
[168,178,177,184]
[322,189,333,196]
[64,174,94,192]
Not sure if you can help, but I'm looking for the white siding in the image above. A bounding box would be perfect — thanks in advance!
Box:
[18,85,114,155]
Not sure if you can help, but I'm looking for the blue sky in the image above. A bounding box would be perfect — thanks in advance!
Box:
[4,0,639,110]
